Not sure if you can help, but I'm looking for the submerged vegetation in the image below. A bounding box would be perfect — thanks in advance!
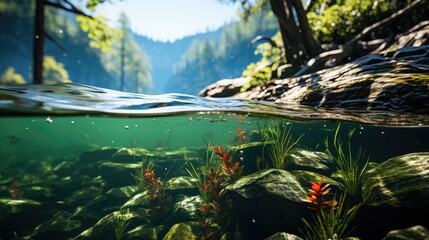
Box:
[260,123,304,169]
[325,125,369,199]
[301,191,362,240]
[0,113,427,239]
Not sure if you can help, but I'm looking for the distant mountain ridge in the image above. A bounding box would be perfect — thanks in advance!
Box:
[133,29,223,94]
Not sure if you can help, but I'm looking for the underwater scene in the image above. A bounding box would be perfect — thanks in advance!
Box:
[0,84,428,240]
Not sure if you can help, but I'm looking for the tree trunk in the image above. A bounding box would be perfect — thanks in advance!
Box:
[33,0,44,84]
[269,0,320,71]
[290,0,321,57]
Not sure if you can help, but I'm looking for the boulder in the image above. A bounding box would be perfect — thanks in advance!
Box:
[173,195,203,220]
[165,176,198,195]
[162,221,200,240]
[226,169,340,236]
[200,45,429,114]
[288,148,334,175]
[0,198,41,217]
[264,232,304,240]
[362,152,429,209]
[73,210,148,239]
[382,225,429,240]
[27,211,81,239]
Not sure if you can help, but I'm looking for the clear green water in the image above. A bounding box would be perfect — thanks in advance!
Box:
[0,84,428,239]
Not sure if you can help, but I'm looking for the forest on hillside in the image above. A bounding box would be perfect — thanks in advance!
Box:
[0,0,279,95]
[0,0,152,93]
[1,0,427,96]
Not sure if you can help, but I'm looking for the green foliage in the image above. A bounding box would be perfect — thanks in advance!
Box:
[0,1,27,17]
[260,122,303,170]
[168,9,277,94]
[186,142,218,203]
[0,67,26,84]
[77,14,122,52]
[301,193,362,240]
[308,0,414,43]
[43,56,72,84]
[324,124,369,200]
[100,12,152,93]
[241,32,284,91]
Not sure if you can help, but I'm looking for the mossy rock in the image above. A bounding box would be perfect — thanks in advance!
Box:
[264,232,304,240]
[226,169,340,236]
[0,198,41,216]
[173,195,203,220]
[288,148,334,175]
[162,221,200,240]
[73,210,148,239]
[165,176,199,194]
[383,225,429,240]
[362,152,429,208]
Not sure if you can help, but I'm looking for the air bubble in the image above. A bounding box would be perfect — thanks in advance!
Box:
[46,117,53,123]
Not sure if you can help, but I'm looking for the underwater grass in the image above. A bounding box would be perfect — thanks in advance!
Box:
[301,193,362,240]
[186,141,218,203]
[260,122,303,170]
[131,158,154,191]
[325,124,369,200]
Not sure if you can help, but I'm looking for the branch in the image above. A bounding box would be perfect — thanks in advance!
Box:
[45,31,65,51]
[44,0,93,19]
[305,0,317,12]
[347,0,424,46]
[248,35,277,48]
[292,47,353,77]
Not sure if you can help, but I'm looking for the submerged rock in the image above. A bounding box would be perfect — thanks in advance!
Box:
[162,221,200,240]
[173,195,203,220]
[288,148,334,174]
[165,176,198,194]
[226,169,339,236]
[0,198,41,216]
[98,162,141,186]
[383,225,429,240]
[27,211,81,239]
[73,210,147,239]
[106,185,139,199]
[220,231,262,240]
[362,152,429,208]
[125,225,169,240]
[121,192,149,209]
[264,232,304,240]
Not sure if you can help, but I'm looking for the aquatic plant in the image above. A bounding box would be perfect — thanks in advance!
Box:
[197,167,231,240]
[304,178,336,212]
[211,146,244,181]
[301,191,361,240]
[232,127,248,145]
[142,166,172,223]
[187,144,234,239]
[131,158,154,191]
[260,123,303,170]
[324,124,369,199]
[186,142,218,202]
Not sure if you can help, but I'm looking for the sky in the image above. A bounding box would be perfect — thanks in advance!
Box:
[98,0,241,42]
